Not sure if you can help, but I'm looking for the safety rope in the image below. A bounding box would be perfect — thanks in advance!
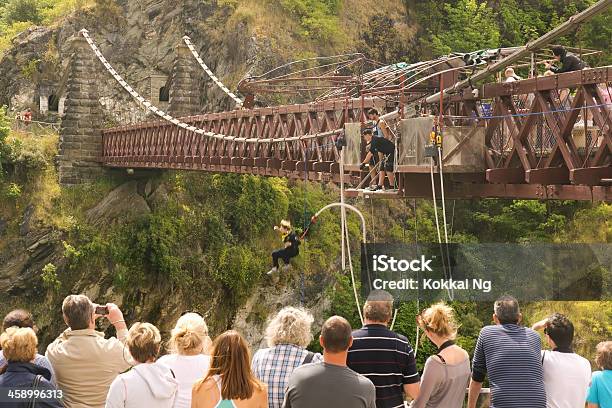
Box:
[182,36,243,107]
[79,29,341,144]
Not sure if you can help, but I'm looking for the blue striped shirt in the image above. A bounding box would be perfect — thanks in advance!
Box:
[472,324,546,408]
[347,324,419,408]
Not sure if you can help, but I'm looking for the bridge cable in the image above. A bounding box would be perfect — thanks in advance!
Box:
[79,29,342,144]
[182,36,244,108]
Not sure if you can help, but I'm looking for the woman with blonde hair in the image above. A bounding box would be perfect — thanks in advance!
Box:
[0,327,62,408]
[106,322,178,408]
[252,307,321,408]
[410,302,470,408]
[158,312,212,408]
[192,330,267,408]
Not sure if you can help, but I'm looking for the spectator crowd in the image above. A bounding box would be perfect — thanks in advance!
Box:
[0,292,610,408]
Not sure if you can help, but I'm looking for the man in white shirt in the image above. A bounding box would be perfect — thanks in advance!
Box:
[532,313,592,408]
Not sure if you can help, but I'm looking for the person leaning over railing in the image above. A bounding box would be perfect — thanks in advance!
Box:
[157,312,212,408]
[0,309,56,385]
[0,327,62,408]
[532,313,591,408]
[105,322,178,408]
[252,307,322,408]
[410,302,471,408]
[467,295,546,408]
[587,341,612,408]
[45,295,134,408]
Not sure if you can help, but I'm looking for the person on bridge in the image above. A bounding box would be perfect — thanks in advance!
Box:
[267,220,300,276]
[360,128,396,191]
[544,46,588,74]
[367,108,391,140]
[504,67,522,83]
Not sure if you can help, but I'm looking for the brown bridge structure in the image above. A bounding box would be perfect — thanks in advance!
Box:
[57,3,612,202]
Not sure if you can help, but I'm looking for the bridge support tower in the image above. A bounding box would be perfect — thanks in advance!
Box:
[58,35,105,185]
[168,43,201,117]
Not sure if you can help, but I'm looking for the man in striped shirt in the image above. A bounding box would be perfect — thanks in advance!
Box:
[347,290,420,408]
[468,295,546,408]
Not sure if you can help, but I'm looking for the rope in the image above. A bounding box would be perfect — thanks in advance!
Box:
[437,146,454,301]
[79,29,342,144]
[182,36,243,107]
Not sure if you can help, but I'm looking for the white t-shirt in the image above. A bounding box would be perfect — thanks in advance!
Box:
[542,350,592,408]
[157,353,211,408]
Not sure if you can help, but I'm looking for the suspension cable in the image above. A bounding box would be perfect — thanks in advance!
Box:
[182,36,243,107]
[79,29,341,144]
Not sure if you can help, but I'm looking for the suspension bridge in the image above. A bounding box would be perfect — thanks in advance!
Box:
[56,0,612,201]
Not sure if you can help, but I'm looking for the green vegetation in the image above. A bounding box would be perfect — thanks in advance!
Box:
[408,0,612,64]
[279,0,342,41]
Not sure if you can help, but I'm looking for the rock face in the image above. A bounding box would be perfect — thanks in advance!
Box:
[86,181,151,225]
[0,0,257,118]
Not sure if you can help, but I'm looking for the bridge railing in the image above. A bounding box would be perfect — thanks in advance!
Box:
[101,98,380,181]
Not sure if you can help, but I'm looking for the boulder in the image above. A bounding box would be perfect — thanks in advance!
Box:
[86,181,150,226]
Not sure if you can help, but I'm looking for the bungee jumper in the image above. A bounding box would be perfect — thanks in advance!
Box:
[268,219,301,276]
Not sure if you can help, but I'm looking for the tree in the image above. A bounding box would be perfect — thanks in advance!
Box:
[2,0,42,25]
[358,15,408,64]
[431,0,500,55]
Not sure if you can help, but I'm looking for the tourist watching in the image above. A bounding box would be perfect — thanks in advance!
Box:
[106,322,178,408]
[468,295,546,408]
[46,295,134,408]
[0,309,56,385]
[411,302,470,408]
[504,67,522,82]
[544,45,588,73]
[367,108,390,139]
[587,341,612,408]
[347,290,419,407]
[283,316,376,408]
[252,307,322,408]
[192,330,267,408]
[0,327,62,408]
[532,313,591,408]
[359,128,396,191]
[158,312,211,408]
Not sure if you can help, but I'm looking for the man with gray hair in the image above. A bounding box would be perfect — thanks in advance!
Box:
[46,294,133,408]
[468,295,546,408]
[252,306,322,408]
[347,290,420,407]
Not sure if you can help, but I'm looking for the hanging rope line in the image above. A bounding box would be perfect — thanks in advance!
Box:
[79,29,342,144]
[182,36,244,107]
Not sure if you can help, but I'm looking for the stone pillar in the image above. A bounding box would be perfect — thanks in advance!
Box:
[168,43,200,117]
[58,35,105,185]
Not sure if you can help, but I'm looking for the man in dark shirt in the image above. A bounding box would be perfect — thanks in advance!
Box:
[359,128,396,191]
[268,219,300,276]
[348,290,420,408]
[544,45,588,74]
[467,295,546,408]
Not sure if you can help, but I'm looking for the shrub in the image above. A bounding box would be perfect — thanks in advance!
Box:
[41,263,61,291]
